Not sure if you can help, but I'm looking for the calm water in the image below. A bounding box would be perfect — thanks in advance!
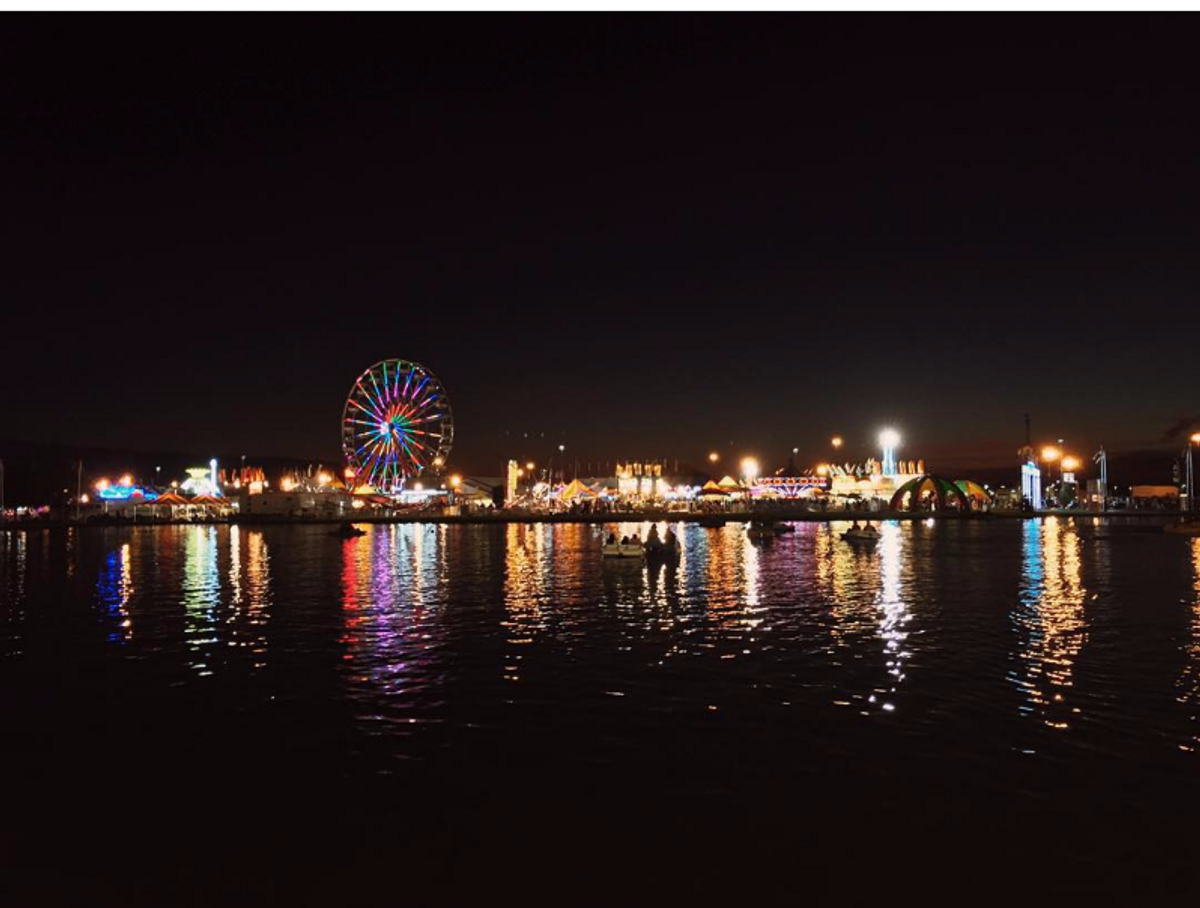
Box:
[3,519,1199,901]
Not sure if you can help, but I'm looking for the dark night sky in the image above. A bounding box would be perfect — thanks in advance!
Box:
[4,17,1198,479]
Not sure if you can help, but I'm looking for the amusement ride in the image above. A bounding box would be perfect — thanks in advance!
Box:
[341,358,454,494]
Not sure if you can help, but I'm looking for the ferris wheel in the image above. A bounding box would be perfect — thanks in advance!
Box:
[341,359,454,493]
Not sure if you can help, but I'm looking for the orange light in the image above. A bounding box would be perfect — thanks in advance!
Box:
[708,451,720,463]
[831,436,843,449]
[119,474,133,486]
[816,464,829,476]
[94,478,110,491]
[1062,456,1081,472]
[1191,432,1200,445]
[1041,446,1060,463]
[450,474,462,488]
[525,461,535,471]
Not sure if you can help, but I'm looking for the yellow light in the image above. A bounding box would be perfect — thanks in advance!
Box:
[708,451,720,463]
[281,478,296,492]
[450,474,462,488]
[94,478,110,491]
[740,457,759,482]
[1191,432,1200,445]
[1041,446,1061,462]
[433,456,444,468]
[516,468,524,478]
[816,464,828,476]
[119,474,133,486]
[1062,456,1081,472]
[80,493,90,504]
[317,472,331,485]
[344,467,355,479]
[831,436,843,449]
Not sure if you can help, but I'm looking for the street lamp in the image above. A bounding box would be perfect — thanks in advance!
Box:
[831,436,843,451]
[708,451,720,464]
[740,456,759,483]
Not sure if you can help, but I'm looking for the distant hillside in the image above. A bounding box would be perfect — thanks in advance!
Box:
[0,439,337,506]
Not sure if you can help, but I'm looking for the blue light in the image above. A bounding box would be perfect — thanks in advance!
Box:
[98,485,159,502]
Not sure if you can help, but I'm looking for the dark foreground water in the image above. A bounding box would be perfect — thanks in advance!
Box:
[2,519,1199,902]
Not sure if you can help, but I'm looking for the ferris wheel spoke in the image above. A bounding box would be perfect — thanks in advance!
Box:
[344,359,452,493]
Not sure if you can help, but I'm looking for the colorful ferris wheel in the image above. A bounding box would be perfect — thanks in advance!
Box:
[341,359,454,493]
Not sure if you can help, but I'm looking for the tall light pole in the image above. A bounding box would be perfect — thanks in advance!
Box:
[879,429,900,477]
[1189,432,1200,513]
[1041,445,1060,507]
[1093,446,1108,512]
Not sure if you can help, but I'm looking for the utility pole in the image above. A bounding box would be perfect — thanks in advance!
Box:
[1093,446,1107,512]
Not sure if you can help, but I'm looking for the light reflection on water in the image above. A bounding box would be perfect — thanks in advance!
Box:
[1179,539,1200,752]
[1012,517,1088,730]
[339,525,449,725]
[3,519,1200,774]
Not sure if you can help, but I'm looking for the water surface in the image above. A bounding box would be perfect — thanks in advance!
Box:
[3,519,1198,900]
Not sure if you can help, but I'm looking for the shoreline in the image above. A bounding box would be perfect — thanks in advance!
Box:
[1,509,1183,530]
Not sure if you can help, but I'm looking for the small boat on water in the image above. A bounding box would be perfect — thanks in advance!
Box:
[772,521,794,535]
[334,524,367,539]
[1166,521,1200,536]
[842,525,879,545]
[602,542,645,558]
[747,520,775,541]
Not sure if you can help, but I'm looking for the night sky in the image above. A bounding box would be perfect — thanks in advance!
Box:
[5,18,1198,480]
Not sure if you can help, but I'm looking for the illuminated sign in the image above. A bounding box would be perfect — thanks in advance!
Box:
[1021,462,1042,510]
[756,476,826,498]
[98,485,159,501]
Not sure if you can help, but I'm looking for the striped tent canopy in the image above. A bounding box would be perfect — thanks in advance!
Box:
[889,475,971,511]
[152,492,187,506]
[954,480,992,505]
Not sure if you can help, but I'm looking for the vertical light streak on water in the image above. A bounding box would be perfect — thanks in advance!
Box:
[502,524,537,681]
[2,531,29,658]
[1012,517,1088,730]
[228,524,242,609]
[243,529,272,670]
[819,522,879,657]
[340,525,447,719]
[1177,538,1200,752]
[96,540,135,645]
[182,525,221,676]
[873,520,909,713]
